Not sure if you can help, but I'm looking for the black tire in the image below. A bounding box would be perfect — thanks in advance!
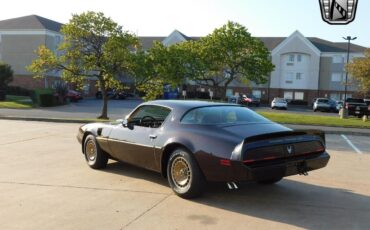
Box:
[271,107,275,109]
[313,109,317,112]
[167,148,205,199]
[84,135,108,169]
[257,177,283,185]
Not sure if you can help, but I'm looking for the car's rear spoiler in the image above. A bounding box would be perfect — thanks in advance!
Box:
[244,130,326,145]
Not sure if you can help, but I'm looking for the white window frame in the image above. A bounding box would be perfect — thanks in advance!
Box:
[294,92,304,100]
[333,55,343,64]
[331,73,342,82]
[296,73,303,80]
[284,91,293,100]
[252,90,262,99]
[330,93,340,101]
[289,54,295,62]
[297,54,302,62]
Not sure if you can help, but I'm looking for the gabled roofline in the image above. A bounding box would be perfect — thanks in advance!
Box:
[271,30,321,56]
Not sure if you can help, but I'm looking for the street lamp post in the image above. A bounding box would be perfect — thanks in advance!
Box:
[343,36,357,102]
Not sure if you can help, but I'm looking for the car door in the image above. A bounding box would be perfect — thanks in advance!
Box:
[108,105,171,171]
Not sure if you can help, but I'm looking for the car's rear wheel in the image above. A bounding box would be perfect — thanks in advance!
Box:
[84,135,108,169]
[167,148,205,198]
[257,177,282,185]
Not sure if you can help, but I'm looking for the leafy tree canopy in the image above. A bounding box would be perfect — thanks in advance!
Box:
[28,11,138,119]
[346,48,370,96]
[195,21,274,98]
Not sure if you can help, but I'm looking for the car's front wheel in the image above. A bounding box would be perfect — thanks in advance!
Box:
[84,135,108,169]
[167,148,205,198]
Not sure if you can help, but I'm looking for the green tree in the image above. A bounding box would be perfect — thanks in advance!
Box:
[0,62,14,90]
[28,11,138,119]
[346,48,370,96]
[130,41,199,100]
[195,21,274,99]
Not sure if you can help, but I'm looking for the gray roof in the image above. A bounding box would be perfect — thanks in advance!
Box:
[138,35,366,53]
[0,15,63,32]
[0,15,366,52]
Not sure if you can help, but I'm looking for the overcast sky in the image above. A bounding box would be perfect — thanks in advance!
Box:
[1,0,369,47]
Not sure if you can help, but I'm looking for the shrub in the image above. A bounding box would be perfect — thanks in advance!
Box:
[0,62,13,90]
[38,94,55,107]
[5,86,32,96]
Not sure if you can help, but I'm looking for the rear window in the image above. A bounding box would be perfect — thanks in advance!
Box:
[346,98,364,103]
[318,99,329,103]
[275,98,286,103]
[181,106,270,125]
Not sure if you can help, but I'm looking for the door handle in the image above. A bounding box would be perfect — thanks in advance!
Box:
[149,134,157,139]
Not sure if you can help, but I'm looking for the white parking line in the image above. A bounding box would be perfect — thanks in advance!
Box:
[341,134,363,154]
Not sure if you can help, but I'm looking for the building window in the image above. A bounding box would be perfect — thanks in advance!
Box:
[296,73,303,80]
[289,54,295,62]
[284,91,293,100]
[297,54,302,62]
[294,92,304,100]
[252,90,261,99]
[331,73,342,82]
[226,89,233,97]
[341,94,352,100]
[333,55,343,63]
[330,93,340,101]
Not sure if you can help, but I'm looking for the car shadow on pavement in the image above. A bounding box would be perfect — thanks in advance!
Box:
[102,161,168,187]
[195,180,370,229]
[102,161,370,229]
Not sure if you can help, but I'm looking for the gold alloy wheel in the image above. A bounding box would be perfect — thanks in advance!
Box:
[171,157,191,188]
[85,140,97,162]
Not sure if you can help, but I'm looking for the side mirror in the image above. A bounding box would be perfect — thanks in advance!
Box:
[121,119,134,130]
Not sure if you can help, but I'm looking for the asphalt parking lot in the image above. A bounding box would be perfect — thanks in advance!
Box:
[1,120,370,229]
[0,98,338,120]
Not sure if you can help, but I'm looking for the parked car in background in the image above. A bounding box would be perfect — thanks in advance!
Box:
[364,99,370,106]
[66,90,83,102]
[345,98,369,118]
[271,98,288,110]
[336,100,344,112]
[313,98,335,112]
[95,89,127,100]
[240,94,260,107]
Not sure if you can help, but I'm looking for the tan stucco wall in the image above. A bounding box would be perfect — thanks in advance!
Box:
[0,34,46,75]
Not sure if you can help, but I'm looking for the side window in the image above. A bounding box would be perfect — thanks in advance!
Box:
[128,105,171,128]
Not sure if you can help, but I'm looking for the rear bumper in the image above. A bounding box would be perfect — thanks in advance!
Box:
[204,152,330,182]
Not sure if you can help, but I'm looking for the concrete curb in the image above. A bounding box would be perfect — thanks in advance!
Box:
[1,116,369,137]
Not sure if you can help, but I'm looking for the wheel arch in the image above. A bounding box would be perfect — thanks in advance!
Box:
[160,142,194,178]
[81,132,94,153]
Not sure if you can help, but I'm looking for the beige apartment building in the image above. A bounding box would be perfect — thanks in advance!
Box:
[0,15,367,102]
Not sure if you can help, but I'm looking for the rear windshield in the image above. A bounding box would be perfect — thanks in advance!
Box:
[274,98,286,103]
[318,99,329,103]
[346,98,364,103]
[181,106,271,125]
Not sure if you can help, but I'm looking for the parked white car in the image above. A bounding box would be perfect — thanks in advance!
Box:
[271,98,288,110]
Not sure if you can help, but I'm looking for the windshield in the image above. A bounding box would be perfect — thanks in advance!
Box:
[181,106,271,125]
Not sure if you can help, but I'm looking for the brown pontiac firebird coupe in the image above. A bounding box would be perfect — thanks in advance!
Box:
[77,100,330,198]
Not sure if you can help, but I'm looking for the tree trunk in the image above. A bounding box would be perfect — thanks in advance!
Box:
[221,77,234,101]
[97,79,109,120]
